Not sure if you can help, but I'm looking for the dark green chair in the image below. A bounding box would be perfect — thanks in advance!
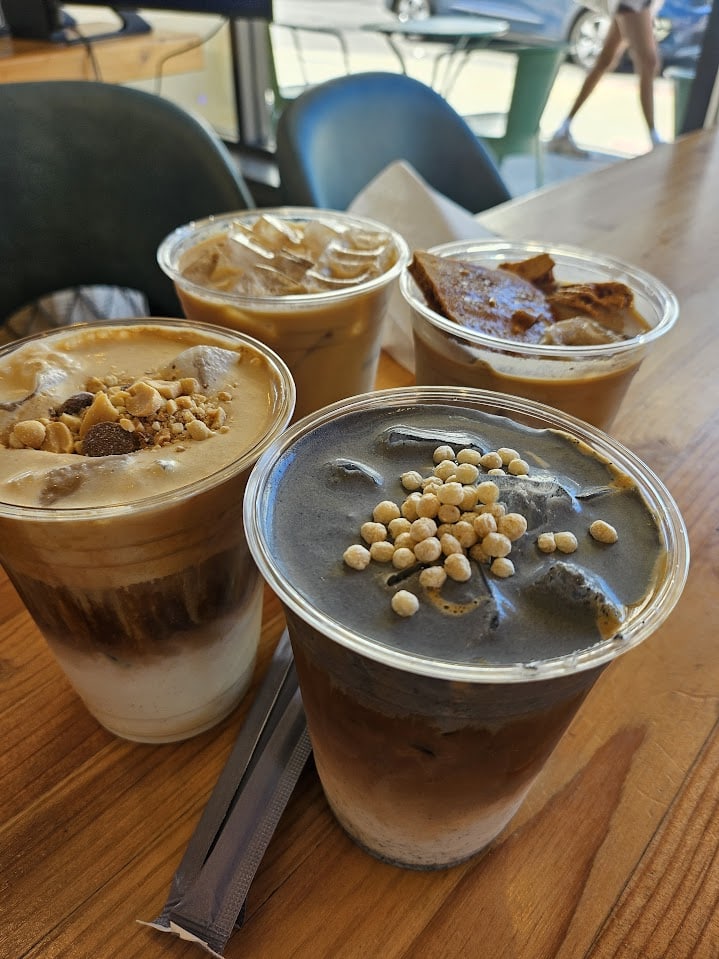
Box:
[664,65,696,137]
[276,71,511,214]
[465,42,567,188]
[0,81,253,327]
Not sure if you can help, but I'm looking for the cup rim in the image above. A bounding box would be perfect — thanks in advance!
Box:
[0,318,296,521]
[400,239,680,360]
[157,206,411,308]
[244,386,689,684]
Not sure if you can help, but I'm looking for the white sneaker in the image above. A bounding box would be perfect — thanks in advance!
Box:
[547,130,590,158]
[650,129,665,147]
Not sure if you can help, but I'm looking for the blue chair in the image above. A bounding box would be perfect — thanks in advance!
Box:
[0,81,253,327]
[275,71,511,214]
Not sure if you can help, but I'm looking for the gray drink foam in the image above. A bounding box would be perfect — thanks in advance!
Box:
[263,404,663,667]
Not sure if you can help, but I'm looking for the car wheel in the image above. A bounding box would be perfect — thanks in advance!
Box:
[392,0,432,22]
[568,8,610,70]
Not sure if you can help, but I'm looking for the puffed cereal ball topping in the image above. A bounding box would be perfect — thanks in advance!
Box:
[480,451,503,470]
[373,500,401,524]
[344,544,371,570]
[410,517,438,541]
[340,437,543,615]
[360,521,387,545]
[589,520,619,543]
[507,458,530,476]
[497,447,520,465]
[437,482,464,506]
[392,590,419,617]
[445,552,472,582]
[554,531,578,554]
[401,470,423,492]
[433,445,455,463]
[491,557,515,578]
[457,448,482,465]
[414,537,442,563]
[498,513,528,542]
[476,480,500,505]
[537,532,557,553]
[392,547,417,570]
[482,532,512,558]
[419,566,447,589]
[370,541,395,563]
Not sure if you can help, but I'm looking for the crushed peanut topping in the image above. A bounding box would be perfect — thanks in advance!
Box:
[6,375,233,457]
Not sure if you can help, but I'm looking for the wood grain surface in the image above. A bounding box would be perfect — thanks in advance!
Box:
[0,27,203,84]
[1,127,717,959]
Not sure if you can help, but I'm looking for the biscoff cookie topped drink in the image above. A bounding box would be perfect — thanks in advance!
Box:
[0,320,295,742]
[402,240,679,430]
[158,208,409,419]
[245,387,688,869]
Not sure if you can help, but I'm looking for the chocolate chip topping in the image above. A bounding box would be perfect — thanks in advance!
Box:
[58,392,95,416]
[82,422,140,457]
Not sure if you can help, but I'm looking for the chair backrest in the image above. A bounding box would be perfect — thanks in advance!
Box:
[502,44,566,152]
[0,81,253,322]
[276,71,511,214]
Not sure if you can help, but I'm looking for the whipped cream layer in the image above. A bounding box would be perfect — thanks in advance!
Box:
[0,323,284,510]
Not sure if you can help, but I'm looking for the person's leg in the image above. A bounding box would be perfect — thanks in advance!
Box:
[566,17,628,121]
[549,18,627,154]
[616,5,662,141]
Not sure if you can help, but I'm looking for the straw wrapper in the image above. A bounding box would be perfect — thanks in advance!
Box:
[348,160,497,373]
[141,630,311,957]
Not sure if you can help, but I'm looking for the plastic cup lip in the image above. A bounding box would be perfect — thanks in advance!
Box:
[0,318,296,522]
[157,206,411,309]
[244,385,690,685]
[400,238,680,360]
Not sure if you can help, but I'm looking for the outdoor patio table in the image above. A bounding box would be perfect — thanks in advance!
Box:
[362,14,509,94]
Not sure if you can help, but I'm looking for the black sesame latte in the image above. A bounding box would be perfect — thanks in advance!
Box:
[245,388,688,868]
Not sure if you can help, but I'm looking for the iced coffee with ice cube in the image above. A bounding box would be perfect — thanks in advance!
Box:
[0,320,295,742]
[244,387,688,868]
[158,209,409,419]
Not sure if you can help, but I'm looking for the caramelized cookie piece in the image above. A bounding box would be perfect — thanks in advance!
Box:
[409,252,554,343]
[500,252,556,291]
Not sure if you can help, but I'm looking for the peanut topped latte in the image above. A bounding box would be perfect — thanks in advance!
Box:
[0,320,294,741]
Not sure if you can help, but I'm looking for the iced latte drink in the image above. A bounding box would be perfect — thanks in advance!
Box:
[402,241,679,430]
[158,208,409,420]
[245,387,688,869]
[0,320,295,742]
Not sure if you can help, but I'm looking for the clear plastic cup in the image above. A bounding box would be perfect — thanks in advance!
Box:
[0,319,295,743]
[244,386,689,869]
[401,240,679,430]
[158,207,410,420]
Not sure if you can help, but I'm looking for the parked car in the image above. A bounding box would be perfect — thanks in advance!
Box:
[384,0,711,71]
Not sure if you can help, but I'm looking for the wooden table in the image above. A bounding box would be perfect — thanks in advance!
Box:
[0,24,204,84]
[2,127,718,958]
[362,15,508,94]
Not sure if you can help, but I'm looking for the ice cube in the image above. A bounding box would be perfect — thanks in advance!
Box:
[164,346,240,391]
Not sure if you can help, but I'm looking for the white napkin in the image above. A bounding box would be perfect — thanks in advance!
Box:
[348,160,496,372]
